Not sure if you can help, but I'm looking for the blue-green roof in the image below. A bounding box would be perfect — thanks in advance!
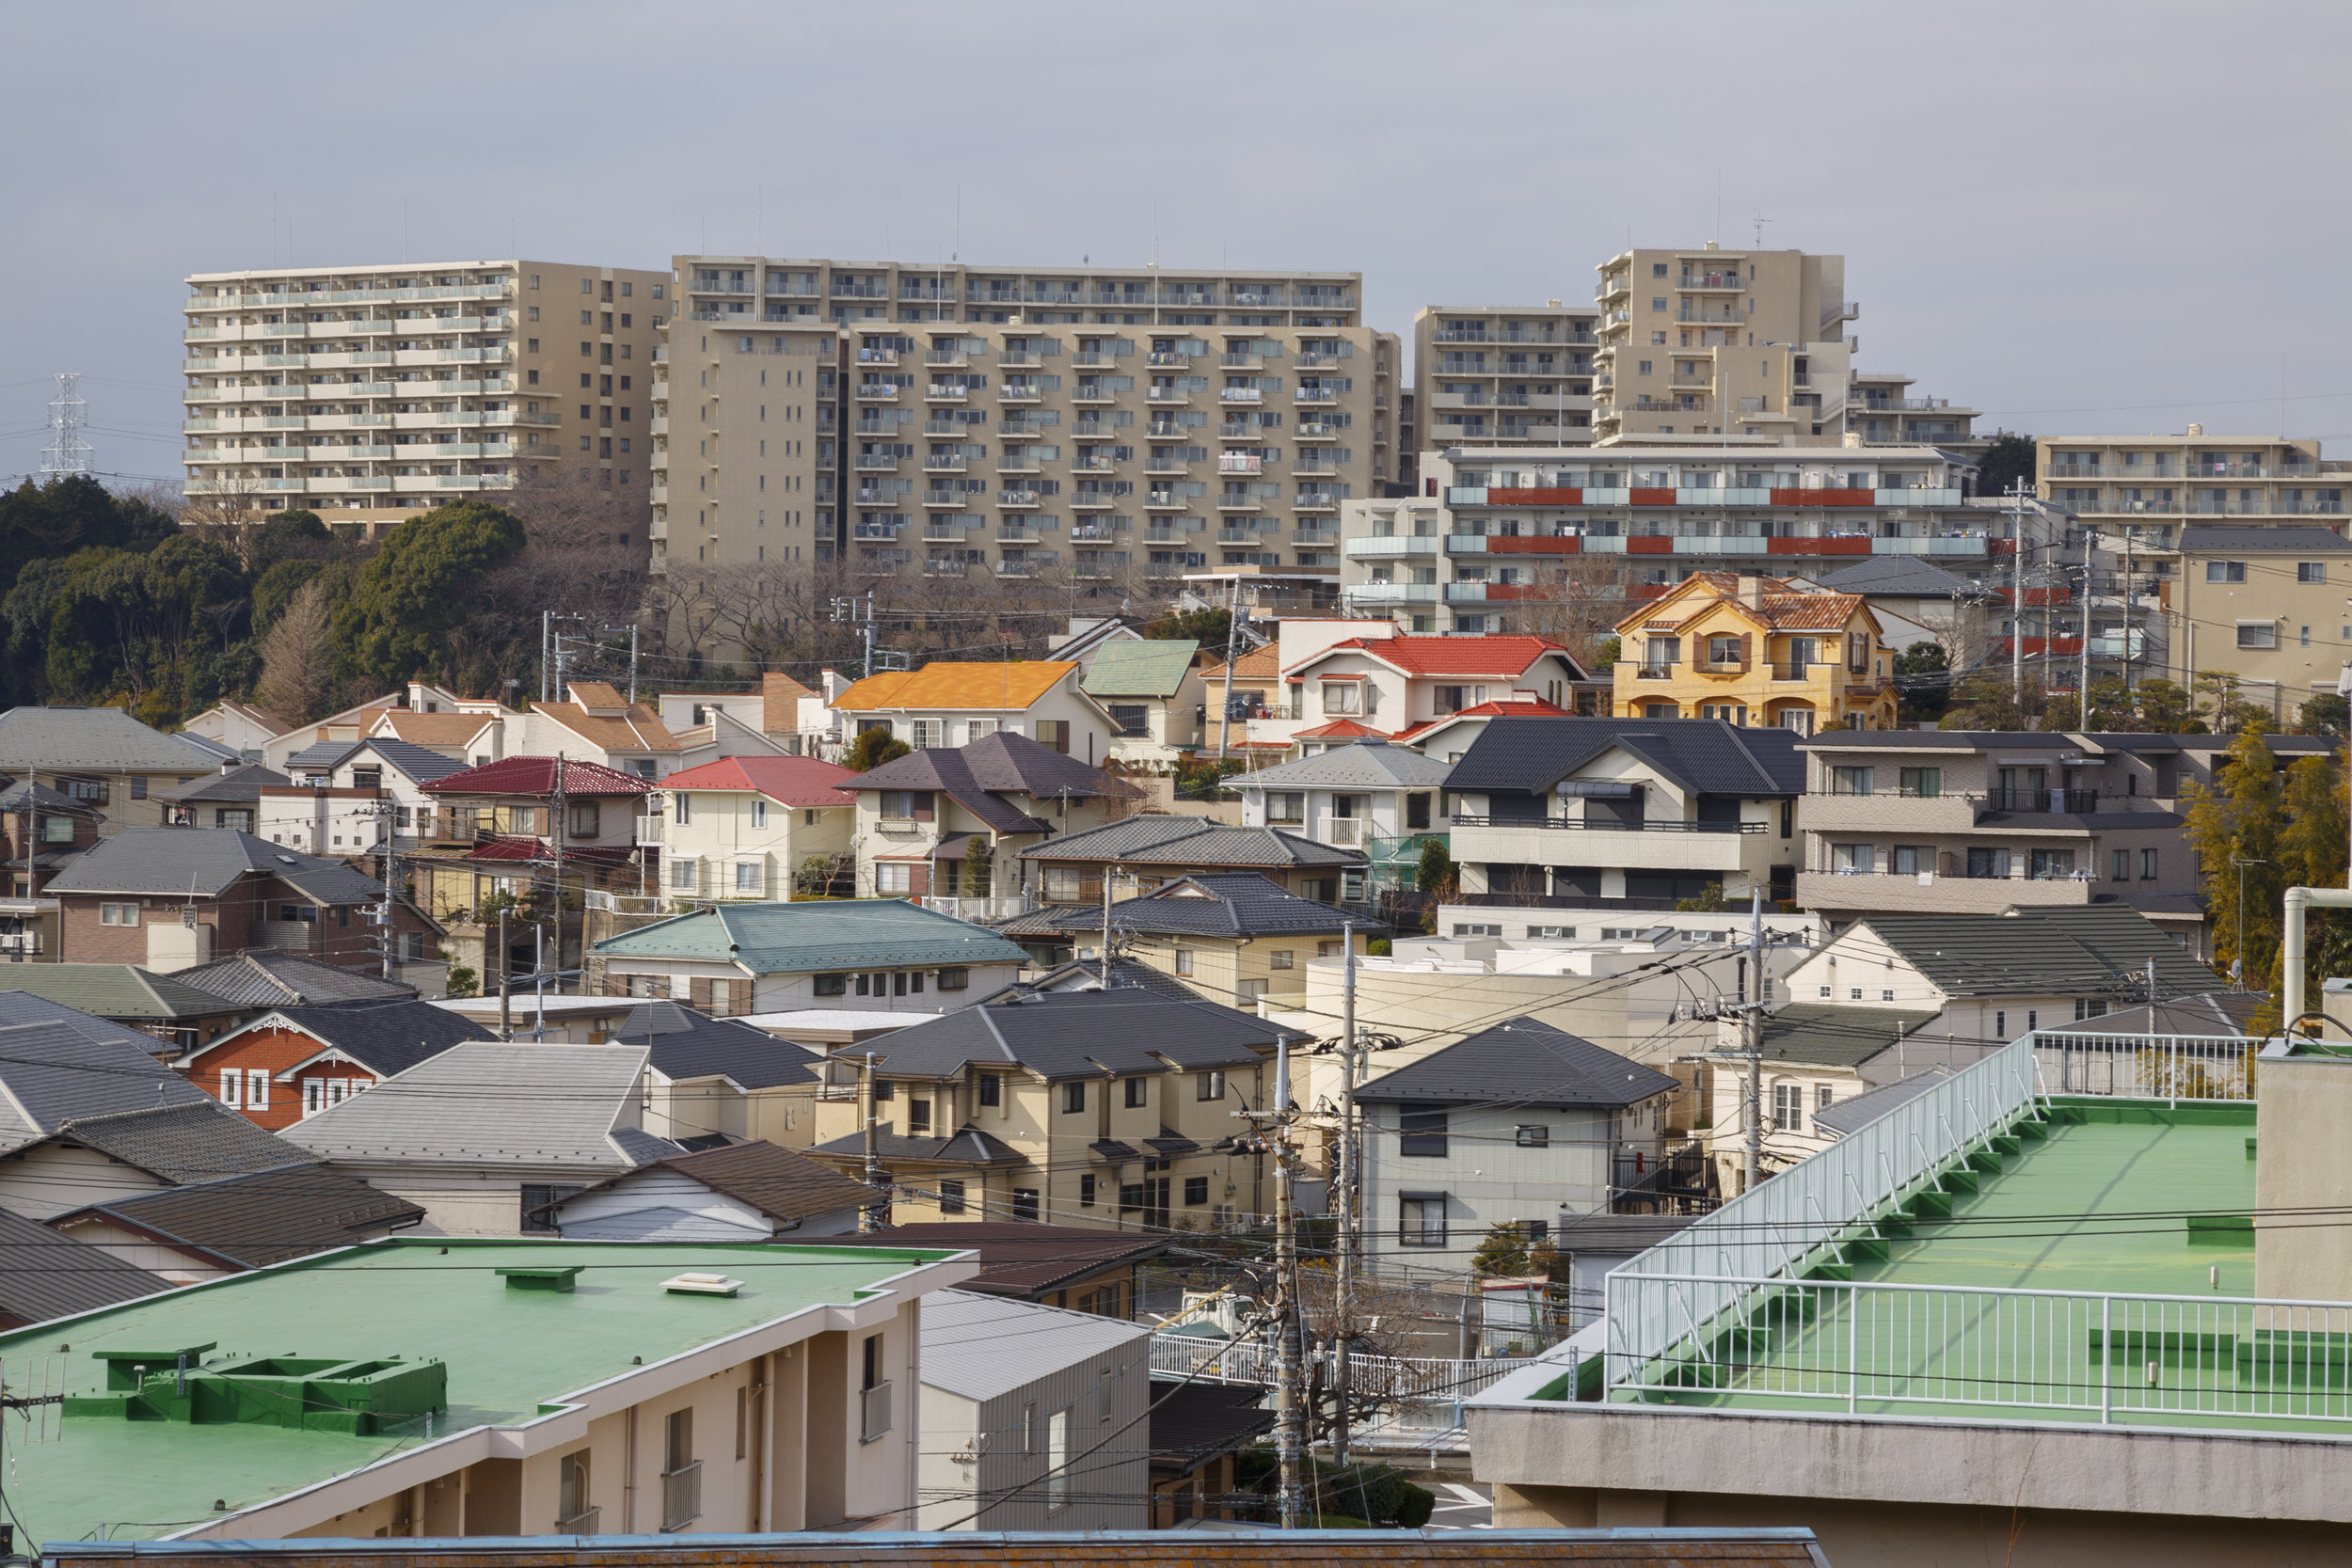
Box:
[593,898,1031,974]
[1079,639,1198,698]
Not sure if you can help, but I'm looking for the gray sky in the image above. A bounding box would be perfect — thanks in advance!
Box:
[5,0,2348,487]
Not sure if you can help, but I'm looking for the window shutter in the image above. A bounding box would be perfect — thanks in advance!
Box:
[607,974,628,998]
[1739,633,1752,667]
[691,976,713,1010]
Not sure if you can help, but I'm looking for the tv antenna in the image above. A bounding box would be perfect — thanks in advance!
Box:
[1751,210,1772,249]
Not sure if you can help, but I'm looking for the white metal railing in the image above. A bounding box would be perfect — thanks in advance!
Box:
[2034,1031,2254,1101]
[1150,1333,1535,1405]
[919,894,1035,923]
[1605,1273,2352,1431]
[660,1461,701,1531]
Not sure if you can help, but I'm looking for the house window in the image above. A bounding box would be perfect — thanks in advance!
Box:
[1080,1174,1096,1207]
[1899,768,1941,798]
[1034,721,1070,753]
[876,863,914,894]
[521,1184,581,1234]
[1399,1195,1447,1248]
[937,967,969,990]
[1891,845,1929,875]
[2299,562,2328,584]
[2205,561,2247,583]
[2237,622,2277,650]
[1399,1102,1448,1157]
[1453,922,1502,937]
[1831,766,1873,796]
[1063,1081,1087,1114]
[1265,792,1305,825]
[908,1098,931,1132]
[2113,848,2132,881]
[1107,704,1149,737]
[879,790,935,820]
[1041,864,1085,901]
[2030,848,2076,879]
[1174,948,1194,975]
[1197,1069,1225,1101]
[303,1079,326,1116]
[1322,681,1362,715]
[2074,998,2109,1022]
[1772,1083,1805,1132]
[1817,1085,1836,1112]
[568,800,599,838]
[41,815,72,843]
[1832,843,1873,873]
[939,1180,966,1213]
[978,1072,1000,1106]
[2141,848,2159,879]
[750,799,768,829]
[1011,1188,1040,1221]
[1123,1076,1148,1109]
[1184,1175,1209,1206]
[1515,1124,1549,1148]
[1237,977,1268,1001]
[216,1069,242,1107]
[100,902,140,927]
[673,794,692,825]
[246,1069,269,1111]
[814,973,848,996]
[1268,950,1294,970]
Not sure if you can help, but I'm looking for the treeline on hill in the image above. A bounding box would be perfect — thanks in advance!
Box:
[0,470,647,728]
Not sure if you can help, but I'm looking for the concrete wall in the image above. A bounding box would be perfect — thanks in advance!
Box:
[2255,1049,2352,1302]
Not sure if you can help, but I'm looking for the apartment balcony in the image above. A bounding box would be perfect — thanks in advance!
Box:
[1146,388,1191,404]
[921,455,967,473]
[1795,867,2095,915]
[1344,582,1439,604]
[1144,491,1190,511]
[1216,497,1263,514]
[924,384,968,403]
[922,557,971,577]
[1295,422,1340,441]
[1071,494,1118,512]
[1295,388,1338,404]
[1071,387,1116,404]
[1676,308,1744,323]
[854,455,901,471]
[923,349,969,369]
[1218,388,1264,405]
[854,384,902,403]
[1451,816,1758,875]
[1294,492,1341,513]
[998,490,1042,508]
[1069,521,1119,542]
[994,555,1057,578]
[1345,535,1438,559]
[1799,792,1982,835]
[997,386,1042,404]
[691,277,755,294]
[855,348,900,367]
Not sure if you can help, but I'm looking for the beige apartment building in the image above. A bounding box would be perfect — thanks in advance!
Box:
[182,260,668,535]
[1412,303,1601,452]
[2171,524,2352,716]
[2038,428,2351,549]
[649,259,1398,605]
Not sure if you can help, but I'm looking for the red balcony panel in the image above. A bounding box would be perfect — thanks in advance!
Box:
[1486,487,1581,506]
[1767,536,1871,556]
[1486,535,1580,554]
[1626,536,1674,554]
[1770,487,1875,508]
[1629,487,1676,506]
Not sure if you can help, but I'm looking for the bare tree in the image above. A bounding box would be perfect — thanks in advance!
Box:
[1505,561,1633,671]
[255,577,338,723]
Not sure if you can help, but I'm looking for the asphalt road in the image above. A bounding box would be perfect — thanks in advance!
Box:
[1427,1481,1494,1529]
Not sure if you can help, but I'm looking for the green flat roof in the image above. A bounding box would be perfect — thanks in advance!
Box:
[0,1238,961,1546]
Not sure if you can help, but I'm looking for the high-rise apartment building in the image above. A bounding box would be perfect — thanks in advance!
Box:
[1412,302,1601,452]
[182,260,668,534]
[650,259,1397,608]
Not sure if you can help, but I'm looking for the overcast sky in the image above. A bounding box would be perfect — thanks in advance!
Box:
[5,0,2347,487]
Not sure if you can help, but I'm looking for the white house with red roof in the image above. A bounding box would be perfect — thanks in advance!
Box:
[649,755,860,903]
[1244,632,1593,755]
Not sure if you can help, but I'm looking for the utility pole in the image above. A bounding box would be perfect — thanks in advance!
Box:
[2076,543,2091,727]
[1268,1032,1305,1529]
[830,593,878,680]
[2008,482,2029,699]
[1332,918,1358,1465]
[549,753,567,994]
[540,610,551,704]
[1216,578,1245,760]
[496,903,512,1040]
[378,807,400,982]
[859,1051,887,1232]
[2121,527,2136,701]
[1742,887,1765,1195]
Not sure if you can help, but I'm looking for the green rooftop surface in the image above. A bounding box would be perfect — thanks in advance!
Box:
[0,1238,960,1546]
[1609,1101,2352,1435]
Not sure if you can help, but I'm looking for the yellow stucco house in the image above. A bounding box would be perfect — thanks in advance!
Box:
[1613,572,1897,733]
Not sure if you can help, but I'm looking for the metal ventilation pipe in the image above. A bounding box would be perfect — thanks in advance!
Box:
[2280,886,2352,1030]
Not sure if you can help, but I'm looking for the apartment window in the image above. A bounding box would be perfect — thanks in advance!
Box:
[2029,848,2076,879]
[1831,766,1874,796]
[1899,768,1941,798]
[1063,1081,1087,1114]
[2141,848,2160,879]
[2206,560,2247,583]
[1266,792,1305,825]
[1124,1076,1148,1109]
[2113,848,2132,881]
[938,1180,966,1214]
[1967,847,2013,879]
[1399,1102,1448,1157]
[99,902,139,927]
[1184,1175,1209,1206]
[1197,1069,1225,1101]
[1399,1195,1447,1248]
[2236,623,2277,650]
[2300,562,2328,583]
[1772,1083,1805,1132]
[1080,1174,1096,1207]
[1831,843,1873,873]
[1012,1188,1040,1221]
[1638,359,1654,376]
[1515,1124,1550,1148]
[1891,845,1930,875]
[1174,949,1194,976]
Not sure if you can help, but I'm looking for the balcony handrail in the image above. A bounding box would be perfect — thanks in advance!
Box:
[1450,814,1764,834]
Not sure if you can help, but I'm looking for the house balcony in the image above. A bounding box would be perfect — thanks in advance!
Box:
[1451,816,1759,874]
[1795,867,2097,914]
[1345,535,1438,558]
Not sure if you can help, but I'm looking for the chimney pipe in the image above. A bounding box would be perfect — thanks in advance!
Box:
[1737,575,1764,610]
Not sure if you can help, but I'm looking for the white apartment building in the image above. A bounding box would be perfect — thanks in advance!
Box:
[182,260,667,534]
[649,258,1398,614]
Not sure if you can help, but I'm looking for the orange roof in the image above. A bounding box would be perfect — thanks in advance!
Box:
[532,701,683,753]
[1295,720,1391,739]
[1617,572,1874,635]
[763,671,814,731]
[1294,634,1569,679]
[832,661,1078,713]
[1198,644,1281,683]
[564,681,631,714]
[370,709,500,745]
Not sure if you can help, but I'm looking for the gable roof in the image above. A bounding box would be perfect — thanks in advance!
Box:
[419,755,655,798]
[2042,990,2260,1037]
[50,1101,322,1184]
[278,1041,669,1169]
[593,898,1033,974]
[976,956,1208,1006]
[0,707,220,772]
[0,1016,218,1151]
[1393,697,1577,747]
[532,700,683,754]
[1837,905,2219,1000]
[57,1164,425,1269]
[1817,556,1977,597]
[818,1221,1168,1297]
[152,763,291,805]
[368,708,501,747]
[659,754,858,807]
[807,1125,1025,1166]
[0,965,244,1022]
[1018,874,1381,939]
[1197,644,1281,684]
[921,1288,1152,1402]
[1724,1004,1945,1069]
[1081,640,1200,698]
[850,732,1142,834]
[549,1138,875,1229]
[168,951,417,1008]
[614,1002,822,1090]
[1812,1065,1958,1139]
[42,827,383,903]
[1444,716,1805,798]
[1354,1016,1676,1108]
[358,736,473,785]
[834,660,1079,713]
[0,1207,167,1327]
[0,990,198,1056]
[187,1001,494,1080]
[1234,739,1454,790]
[862,988,1284,1082]
[1016,815,1366,868]
[1291,634,1580,681]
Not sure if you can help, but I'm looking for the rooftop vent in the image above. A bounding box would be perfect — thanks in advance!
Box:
[662,1272,742,1297]
[498,1265,584,1292]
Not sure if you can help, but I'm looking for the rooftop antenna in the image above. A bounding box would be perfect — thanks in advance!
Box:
[1752,209,1772,248]
[39,374,91,478]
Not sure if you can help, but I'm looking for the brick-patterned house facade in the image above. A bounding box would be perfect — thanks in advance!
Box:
[173,1002,493,1130]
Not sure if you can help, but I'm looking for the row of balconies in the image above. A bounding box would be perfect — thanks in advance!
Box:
[186,316,502,342]
[186,281,510,310]
[184,473,516,495]
[183,376,516,404]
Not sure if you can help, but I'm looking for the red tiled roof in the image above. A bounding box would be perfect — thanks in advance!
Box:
[1293,634,1568,678]
[464,835,642,865]
[420,756,654,798]
[1294,720,1391,739]
[660,755,858,807]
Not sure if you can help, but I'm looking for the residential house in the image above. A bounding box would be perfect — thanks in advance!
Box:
[0,1094,320,1222]
[651,672,830,755]
[262,736,467,857]
[0,706,221,833]
[0,1205,167,1327]
[1398,697,1576,765]
[996,874,1380,1011]
[539,1139,877,1241]
[649,754,858,904]
[361,704,505,768]
[259,682,474,770]
[822,1222,1170,1316]
[179,699,290,761]
[1441,716,1804,909]
[156,762,289,833]
[2173,524,2352,719]
[432,992,654,1042]
[0,776,106,956]
[1792,729,2335,956]
[0,1236,977,1544]
[42,826,429,975]
[734,1006,946,1053]
[845,733,1145,910]
[1232,738,1451,889]
[1778,903,2221,1052]
[1149,1382,1275,1528]
[593,899,1030,1017]
[1355,1016,1675,1263]
[1250,632,1591,754]
[0,963,250,1053]
[1814,554,1987,667]
[411,755,656,982]
[173,1001,497,1129]
[1017,816,1368,906]
[1613,571,1896,732]
[278,1040,682,1234]
[1079,639,1207,767]
[1695,1003,1951,1183]
[47,1164,427,1285]
[831,660,1124,767]
[805,990,1288,1233]
[977,956,1208,1006]
[171,949,418,1009]
[614,1000,828,1148]
[1194,641,1283,757]
[914,1288,1151,1530]
[519,681,687,779]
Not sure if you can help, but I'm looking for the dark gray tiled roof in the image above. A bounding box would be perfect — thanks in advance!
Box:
[613,1001,822,1090]
[44,827,382,903]
[66,1164,425,1268]
[0,1207,167,1327]
[863,990,1288,1083]
[2178,525,2352,553]
[152,764,290,804]
[0,707,221,772]
[808,1127,1025,1165]
[975,957,1208,1005]
[1018,816,1365,868]
[547,1139,877,1227]
[1229,740,1454,791]
[0,779,95,813]
[1445,718,1805,799]
[56,1101,321,1184]
[1728,1004,1944,1069]
[851,733,1142,836]
[283,740,365,770]
[612,1126,691,1165]
[169,951,418,1007]
[596,898,1033,975]
[221,1002,494,1079]
[1816,556,1976,597]
[1812,1066,1955,1139]
[0,1019,217,1151]
[0,991,183,1055]
[1846,905,2218,999]
[1355,1015,1676,1108]
[361,736,470,784]
[1018,875,1383,938]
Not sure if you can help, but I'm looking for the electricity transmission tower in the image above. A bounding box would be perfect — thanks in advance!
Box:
[39,374,92,479]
